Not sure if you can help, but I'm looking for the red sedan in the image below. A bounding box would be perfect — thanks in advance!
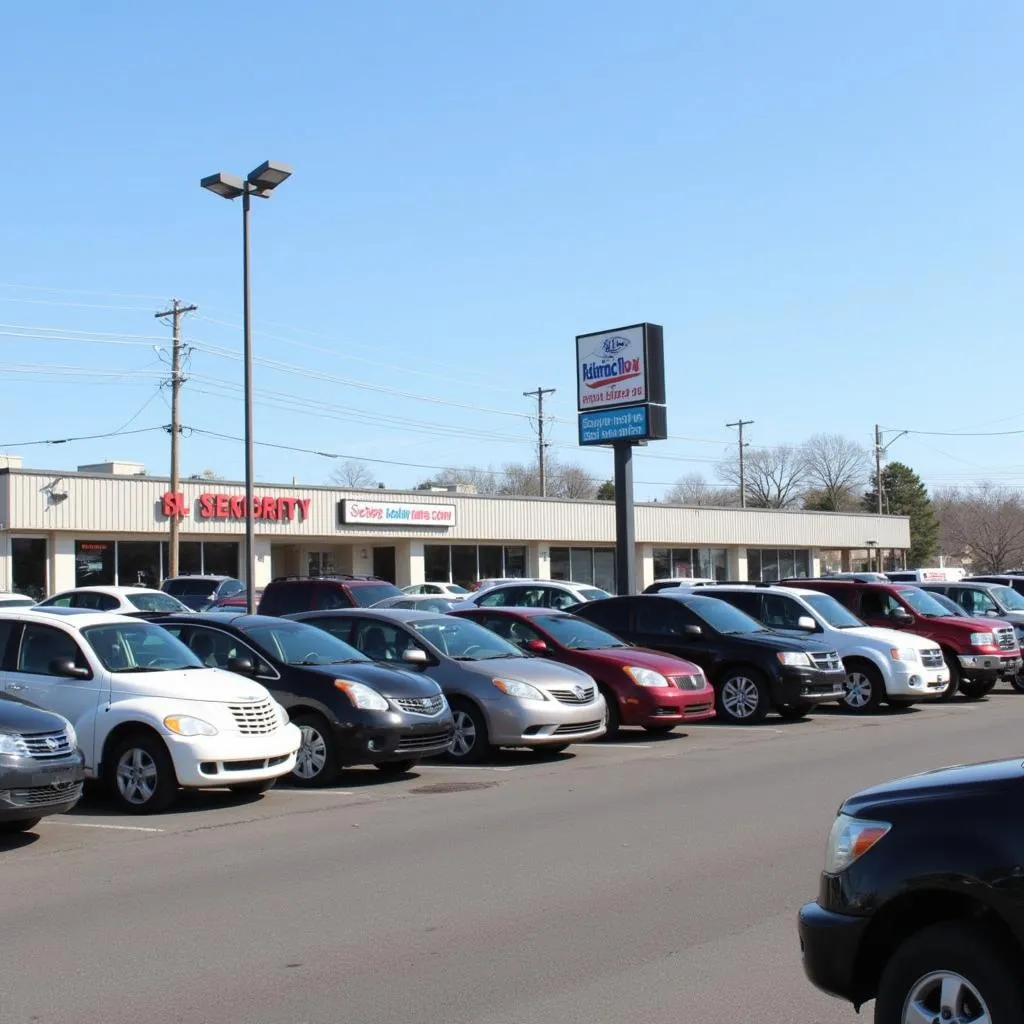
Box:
[454,607,716,737]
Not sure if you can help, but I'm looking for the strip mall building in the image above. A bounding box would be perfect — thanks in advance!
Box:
[0,459,911,601]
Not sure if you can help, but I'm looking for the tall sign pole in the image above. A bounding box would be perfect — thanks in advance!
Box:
[576,323,667,595]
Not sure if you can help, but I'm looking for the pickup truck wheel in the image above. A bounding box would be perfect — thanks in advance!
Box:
[716,669,770,724]
[958,677,996,701]
[1011,671,1024,694]
[938,651,962,701]
[291,713,340,787]
[776,701,812,721]
[842,661,885,713]
[108,733,178,814]
[874,921,1021,1024]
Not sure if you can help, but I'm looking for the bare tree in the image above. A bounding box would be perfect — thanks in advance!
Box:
[718,445,806,508]
[416,466,498,494]
[933,484,1024,572]
[331,460,377,488]
[553,463,595,499]
[803,433,870,511]
[665,473,738,506]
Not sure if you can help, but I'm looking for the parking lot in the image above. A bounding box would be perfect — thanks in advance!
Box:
[4,689,1023,1024]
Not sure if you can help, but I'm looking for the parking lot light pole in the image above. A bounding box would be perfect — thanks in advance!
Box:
[200,162,292,615]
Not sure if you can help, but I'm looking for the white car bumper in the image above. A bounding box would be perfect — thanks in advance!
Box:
[165,722,301,788]
[886,662,949,700]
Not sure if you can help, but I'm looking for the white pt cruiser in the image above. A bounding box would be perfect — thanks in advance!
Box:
[0,610,300,813]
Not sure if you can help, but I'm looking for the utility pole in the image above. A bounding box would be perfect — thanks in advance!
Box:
[875,423,883,515]
[726,418,754,508]
[524,386,556,496]
[156,299,197,580]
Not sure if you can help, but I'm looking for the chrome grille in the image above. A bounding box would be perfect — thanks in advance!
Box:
[921,648,945,669]
[547,685,596,705]
[395,729,454,753]
[228,700,279,735]
[809,651,843,672]
[668,674,705,690]
[995,627,1017,652]
[8,781,82,807]
[553,719,603,735]
[392,695,446,716]
[21,730,73,760]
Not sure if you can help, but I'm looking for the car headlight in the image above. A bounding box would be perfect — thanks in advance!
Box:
[492,678,547,701]
[824,813,891,873]
[970,632,995,647]
[777,652,812,667]
[275,703,290,727]
[163,715,218,737]
[64,723,77,749]
[334,680,389,711]
[890,647,919,662]
[623,666,669,687]
[0,732,29,756]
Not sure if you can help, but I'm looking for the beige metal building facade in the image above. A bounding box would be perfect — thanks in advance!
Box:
[0,461,911,600]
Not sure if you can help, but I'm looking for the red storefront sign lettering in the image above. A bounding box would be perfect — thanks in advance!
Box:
[160,492,311,523]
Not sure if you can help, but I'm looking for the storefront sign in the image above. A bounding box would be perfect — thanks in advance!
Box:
[579,404,659,445]
[160,492,311,522]
[576,323,666,412]
[339,500,457,527]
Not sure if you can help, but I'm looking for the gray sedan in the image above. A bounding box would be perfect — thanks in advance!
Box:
[287,609,607,762]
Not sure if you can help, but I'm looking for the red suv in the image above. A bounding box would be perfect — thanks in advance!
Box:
[779,579,1021,700]
[257,575,403,616]
[454,606,716,737]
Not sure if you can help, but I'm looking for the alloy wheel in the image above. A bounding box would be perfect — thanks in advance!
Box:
[449,709,477,758]
[902,970,991,1024]
[294,724,328,780]
[845,672,873,709]
[721,677,761,719]
[115,747,159,806]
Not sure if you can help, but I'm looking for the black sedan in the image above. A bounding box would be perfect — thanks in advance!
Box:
[152,613,454,786]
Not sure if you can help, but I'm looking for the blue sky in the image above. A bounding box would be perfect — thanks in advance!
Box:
[1,0,1022,501]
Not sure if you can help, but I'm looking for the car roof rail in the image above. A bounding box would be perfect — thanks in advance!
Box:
[269,574,386,583]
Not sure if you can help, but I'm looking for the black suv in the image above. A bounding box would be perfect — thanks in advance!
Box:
[257,575,403,616]
[799,758,1024,1021]
[572,593,846,724]
[161,575,244,611]
[153,613,453,784]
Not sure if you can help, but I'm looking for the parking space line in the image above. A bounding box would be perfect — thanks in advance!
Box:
[278,790,357,795]
[44,822,165,833]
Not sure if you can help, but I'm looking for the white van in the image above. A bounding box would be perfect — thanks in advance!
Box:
[0,609,300,813]
[885,568,966,583]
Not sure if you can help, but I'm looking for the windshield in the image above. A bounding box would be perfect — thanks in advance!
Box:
[534,615,627,649]
[127,591,189,612]
[899,587,953,617]
[241,621,369,665]
[446,584,469,594]
[992,586,1024,611]
[579,588,611,602]
[411,617,522,659]
[82,623,203,672]
[685,596,767,635]
[804,593,864,629]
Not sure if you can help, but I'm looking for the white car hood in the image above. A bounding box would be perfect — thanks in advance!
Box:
[844,626,937,649]
[108,666,271,703]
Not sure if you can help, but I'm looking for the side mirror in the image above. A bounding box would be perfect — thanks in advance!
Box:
[892,608,914,625]
[402,648,429,667]
[226,656,256,676]
[525,638,549,654]
[683,624,703,638]
[50,658,90,679]
[796,616,818,632]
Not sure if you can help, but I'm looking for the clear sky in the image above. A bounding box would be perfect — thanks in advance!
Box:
[1,1,1022,501]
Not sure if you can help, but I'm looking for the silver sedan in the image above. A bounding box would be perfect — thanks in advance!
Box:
[286,608,607,762]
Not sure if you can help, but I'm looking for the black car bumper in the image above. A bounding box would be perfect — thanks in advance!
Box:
[0,753,86,822]
[332,713,455,765]
[776,667,847,705]
[798,900,869,1003]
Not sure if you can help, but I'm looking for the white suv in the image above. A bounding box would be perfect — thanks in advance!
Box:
[461,580,611,610]
[0,610,300,813]
[692,584,949,712]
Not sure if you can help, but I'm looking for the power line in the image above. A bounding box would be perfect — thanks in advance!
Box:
[726,419,753,509]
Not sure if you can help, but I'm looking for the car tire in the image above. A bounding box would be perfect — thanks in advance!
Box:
[229,780,276,796]
[643,723,678,734]
[108,732,178,814]
[874,921,1021,1024]
[0,817,42,833]
[374,760,418,775]
[1011,671,1024,694]
[715,669,770,724]
[939,650,962,701]
[776,702,813,721]
[842,660,885,713]
[446,699,492,764]
[958,678,997,701]
[291,712,340,787]
[601,689,621,740]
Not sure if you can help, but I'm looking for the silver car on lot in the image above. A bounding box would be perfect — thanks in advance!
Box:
[287,609,607,762]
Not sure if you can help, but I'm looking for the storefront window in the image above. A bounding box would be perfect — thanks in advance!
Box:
[594,549,615,593]
[549,547,570,581]
[424,545,450,582]
[118,541,161,588]
[450,546,478,589]
[746,549,811,582]
[550,546,615,589]
[203,542,239,578]
[12,538,47,600]
[423,544,529,584]
[76,541,115,586]
[307,551,336,577]
[478,545,503,580]
[504,546,526,578]
[652,547,728,581]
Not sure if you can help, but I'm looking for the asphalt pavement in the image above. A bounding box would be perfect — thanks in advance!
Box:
[4,690,1024,1024]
